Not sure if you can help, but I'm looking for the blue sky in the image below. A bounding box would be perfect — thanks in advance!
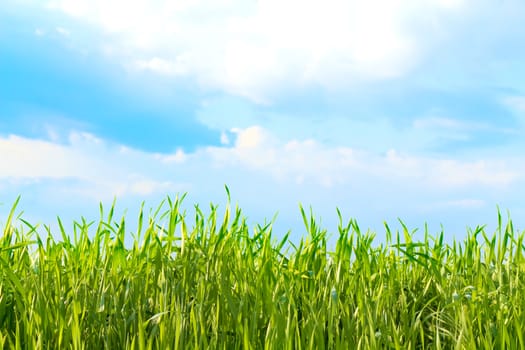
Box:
[1,0,525,243]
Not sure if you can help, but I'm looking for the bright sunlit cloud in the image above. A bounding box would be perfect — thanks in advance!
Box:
[39,0,472,103]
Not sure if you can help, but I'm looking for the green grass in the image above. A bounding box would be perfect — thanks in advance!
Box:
[0,193,524,349]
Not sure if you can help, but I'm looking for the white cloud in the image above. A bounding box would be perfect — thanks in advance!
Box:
[201,126,522,189]
[42,0,468,102]
[413,117,467,130]
[231,126,269,149]
[411,116,520,145]
[154,149,187,164]
[2,125,524,240]
[413,116,515,134]
[383,149,520,188]
[129,179,175,196]
[500,96,525,132]
[444,199,486,209]
[0,133,183,199]
[132,56,190,76]
[503,96,525,116]
[57,179,182,200]
[219,131,230,145]
[2,126,520,200]
[434,0,464,10]
[0,134,84,178]
[55,26,70,37]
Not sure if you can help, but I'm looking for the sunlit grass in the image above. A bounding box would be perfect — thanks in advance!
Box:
[0,192,524,349]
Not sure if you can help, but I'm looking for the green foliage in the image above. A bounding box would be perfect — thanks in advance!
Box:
[0,195,524,349]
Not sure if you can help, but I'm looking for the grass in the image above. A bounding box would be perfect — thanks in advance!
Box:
[0,192,524,349]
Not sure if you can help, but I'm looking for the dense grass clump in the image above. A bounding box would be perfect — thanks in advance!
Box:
[0,194,524,349]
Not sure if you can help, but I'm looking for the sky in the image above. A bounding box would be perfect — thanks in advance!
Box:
[1,0,525,245]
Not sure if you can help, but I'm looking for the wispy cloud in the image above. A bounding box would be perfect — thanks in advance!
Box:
[55,26,70,37]
[131,56,190,76]
[442,199,486,209]
[503,96,525,120]
[34,28,45,36]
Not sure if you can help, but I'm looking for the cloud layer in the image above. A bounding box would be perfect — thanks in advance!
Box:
[2,126,520,193]
[2,126,523,240]
[38,0,476,103]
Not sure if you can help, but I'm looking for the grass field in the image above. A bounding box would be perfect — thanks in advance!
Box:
[1,193,524,349]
